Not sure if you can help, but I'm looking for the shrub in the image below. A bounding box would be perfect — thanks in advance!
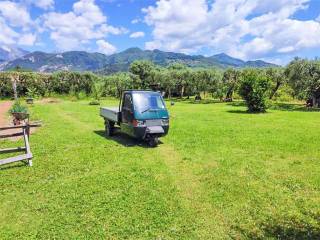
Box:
[239,70,271,113]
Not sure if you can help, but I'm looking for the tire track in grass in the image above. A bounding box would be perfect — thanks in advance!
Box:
[54,102,227,238]
[155,144,229,239]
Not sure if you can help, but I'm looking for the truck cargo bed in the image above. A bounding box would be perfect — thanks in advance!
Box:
[100,107,120,123]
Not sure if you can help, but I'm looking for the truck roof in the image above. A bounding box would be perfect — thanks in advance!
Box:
[124,90,160,94]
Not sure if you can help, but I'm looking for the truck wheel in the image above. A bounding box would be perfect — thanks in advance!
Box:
[148,137,159,147]
[105,120,114,137]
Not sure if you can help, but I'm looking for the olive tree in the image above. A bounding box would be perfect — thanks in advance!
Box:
[285,58,320,107]
[129,60,155,89]
[265,67,287,100]
[103,72,133,98]
[222,68,241,101]
[167,63,189,98]
[239,69,271,113]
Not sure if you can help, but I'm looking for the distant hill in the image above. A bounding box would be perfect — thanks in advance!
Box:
[1,51,109,72]
[0,46,29,62]
[1,47,277,73]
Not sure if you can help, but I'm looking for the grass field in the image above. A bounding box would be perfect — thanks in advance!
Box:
[1,99,320,239]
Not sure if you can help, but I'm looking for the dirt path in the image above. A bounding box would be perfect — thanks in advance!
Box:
[0,101,12,126]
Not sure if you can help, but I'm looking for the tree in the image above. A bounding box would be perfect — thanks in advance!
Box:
[167,63,188,98]
[239,69,271,113]
[222,68,241,101]
[265,67,287,100]
[285,58,320,107]
[193,69,209,99]
[207,69,223,99]
[103,72,133,98]
[159,69,175,99]
[129,60,155,89]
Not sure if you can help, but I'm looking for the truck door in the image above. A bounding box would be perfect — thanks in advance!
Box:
[122,93,134,124]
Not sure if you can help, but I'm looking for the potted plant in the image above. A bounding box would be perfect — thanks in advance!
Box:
[9,101,29,125]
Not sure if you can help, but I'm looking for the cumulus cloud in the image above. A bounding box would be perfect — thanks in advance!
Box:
[96,39,117,55]
[0,1,37,47]
[143,0,320,60]
[0,1,32,27]
[42,0,126,50]
[130,31,145,38]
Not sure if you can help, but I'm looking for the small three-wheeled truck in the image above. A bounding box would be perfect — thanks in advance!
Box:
[100,90,170,147]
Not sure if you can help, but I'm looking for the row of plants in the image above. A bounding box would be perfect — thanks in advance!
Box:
[0,58,319,112]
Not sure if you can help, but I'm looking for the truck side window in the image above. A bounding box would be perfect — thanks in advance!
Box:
[123,94,133,110]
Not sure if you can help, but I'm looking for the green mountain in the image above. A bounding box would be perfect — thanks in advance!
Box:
[1,48,277,73]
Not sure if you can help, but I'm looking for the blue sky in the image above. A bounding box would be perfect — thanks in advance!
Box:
[0,0,320,64]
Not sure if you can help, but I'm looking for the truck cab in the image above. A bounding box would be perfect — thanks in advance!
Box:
[100,90,169,147]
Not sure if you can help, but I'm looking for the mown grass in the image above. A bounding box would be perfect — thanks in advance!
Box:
[0,98,319,239]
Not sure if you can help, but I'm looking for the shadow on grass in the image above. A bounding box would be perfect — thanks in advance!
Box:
[236,217,320,240]
[0,162,27,171]
[227,110,252,114]
[227,101,320,113]
[170,98,225,105]
[271,102,320,112]
[94,129,162,148]
[227,101,246,107]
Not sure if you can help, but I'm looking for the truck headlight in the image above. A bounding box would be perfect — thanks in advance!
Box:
[162,119,169,126]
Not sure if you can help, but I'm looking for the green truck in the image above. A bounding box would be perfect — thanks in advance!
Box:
[100,90,170,147]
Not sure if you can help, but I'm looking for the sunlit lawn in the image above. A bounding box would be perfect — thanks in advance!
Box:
[0,98,319,239]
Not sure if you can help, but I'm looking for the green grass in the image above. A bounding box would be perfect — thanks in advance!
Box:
[1,99,319,239]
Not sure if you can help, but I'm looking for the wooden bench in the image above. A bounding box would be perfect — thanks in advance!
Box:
[0,122,41,167]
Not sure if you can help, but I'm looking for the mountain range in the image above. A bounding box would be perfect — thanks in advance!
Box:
[0,47,277,73]
[0,46,29,62]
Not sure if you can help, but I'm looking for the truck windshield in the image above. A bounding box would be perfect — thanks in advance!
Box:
[132,92,166,112]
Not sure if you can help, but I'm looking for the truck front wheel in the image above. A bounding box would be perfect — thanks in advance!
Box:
[105,120,114,137]
[148,137,159,147]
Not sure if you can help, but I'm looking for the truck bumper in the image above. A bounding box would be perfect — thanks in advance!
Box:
[133,126,169,140]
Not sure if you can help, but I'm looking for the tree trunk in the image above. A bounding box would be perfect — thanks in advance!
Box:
[180,86,185,98]
[11,75,18,101]
[312,96,317,108]
[314,96,320,108]
[226,88,233,101]
[269,82,281,100]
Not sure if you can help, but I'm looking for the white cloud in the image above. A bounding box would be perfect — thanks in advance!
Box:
[0,1,37,47]
[143,0,320,60]
[0,1,32,27]
[0,17,19,45]
[18,33,37,46]
[96,39,117,55]
[131,18,140,24]
[130,31,145,38]
[27,0,55,10]
[42,0,125,50]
